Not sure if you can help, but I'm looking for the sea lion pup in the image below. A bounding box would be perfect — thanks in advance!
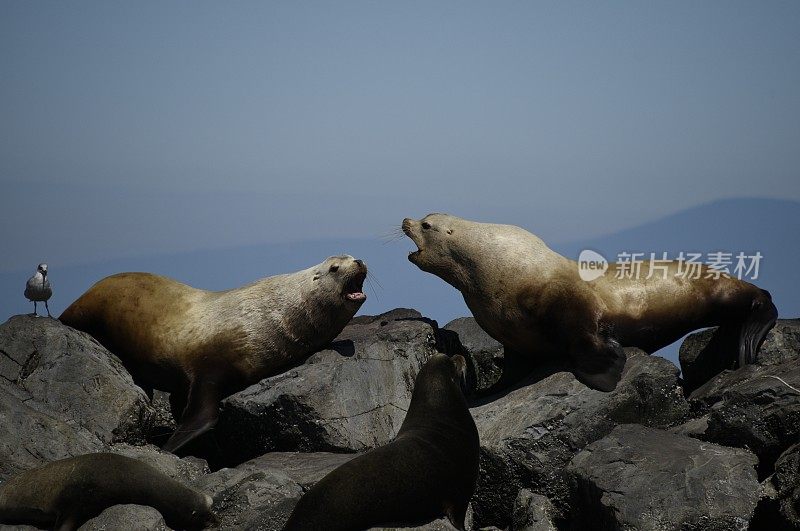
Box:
[60,255,368,452]
[402,213,778,393]
[0,453,216,530]
[282,353,479,531]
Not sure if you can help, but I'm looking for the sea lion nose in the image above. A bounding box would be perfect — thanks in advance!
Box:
[354,259,364,267]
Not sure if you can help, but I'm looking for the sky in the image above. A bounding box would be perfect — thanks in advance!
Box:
[1,2,799,272]
[1,0,799,367]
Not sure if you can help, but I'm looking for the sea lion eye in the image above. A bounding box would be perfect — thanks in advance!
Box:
[329,265,339,272]
[421,222,431,230]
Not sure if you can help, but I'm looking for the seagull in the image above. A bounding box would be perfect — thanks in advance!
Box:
[25,263,52,317]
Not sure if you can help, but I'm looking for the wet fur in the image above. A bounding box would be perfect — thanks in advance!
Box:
[282,354,479,531]
[0,453,215,531]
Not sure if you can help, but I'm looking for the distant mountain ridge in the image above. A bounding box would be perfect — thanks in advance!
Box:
[2,197,797,366]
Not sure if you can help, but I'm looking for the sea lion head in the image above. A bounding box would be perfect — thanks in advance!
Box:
[402,214,473,288]
[419,353,470,397]
[312,255,368,306]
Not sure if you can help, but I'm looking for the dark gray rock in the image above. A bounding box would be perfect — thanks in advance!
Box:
[680,319,800,394]
[568,424,760,531]
[79,504,170,531]
[758,319,800,367]
[0,382,103,480]
[771,443,800,529]
[512,489,557,531]
[192,451,357,531]
[370,520,459,530]
[248,452,356,488]
[755,442,800,530]
[442,317,503,393]
[0,315,155,445]
[213,309,440,464]
[108,443,209,483]
[668,414,710,438]
[689,348,800,477]
[469,349,690,528]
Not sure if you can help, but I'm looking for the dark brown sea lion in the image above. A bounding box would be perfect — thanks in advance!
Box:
[60,255,367,451]
[0,453,216,530]
[282,353,479,531]
[402,213,777,392]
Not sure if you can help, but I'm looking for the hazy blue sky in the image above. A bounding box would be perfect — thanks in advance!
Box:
[2,2,799,271]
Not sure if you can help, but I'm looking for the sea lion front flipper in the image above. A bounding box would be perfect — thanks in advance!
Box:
[571,338,626,392]
[162,378,221,453]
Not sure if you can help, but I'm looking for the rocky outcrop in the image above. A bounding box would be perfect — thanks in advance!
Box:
[442,317,503,393]
[683,319,800,478]
[0,315,155,445]
[756,442,800,529]
[512,489,557,531]
[1,311,799,530]
[211,309,440,464]
[680,319,800,394]
[79,505,170,531]
[568,424,760,530]
[0,379,103,480]
[469,348,690,528]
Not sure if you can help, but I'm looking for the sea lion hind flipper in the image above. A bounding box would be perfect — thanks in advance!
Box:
[738,289,778,366]
[162,378,221,453]
[571,340,626,392]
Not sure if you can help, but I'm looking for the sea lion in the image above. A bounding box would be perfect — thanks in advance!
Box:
[402,213,778,392]
[282,353,479,531]
[60,255,368,451]
[0,453,216,530]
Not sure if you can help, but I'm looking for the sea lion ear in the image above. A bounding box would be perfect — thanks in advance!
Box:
[313,272,321,281]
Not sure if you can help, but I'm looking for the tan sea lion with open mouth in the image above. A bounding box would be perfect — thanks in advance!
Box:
[60,255,368,451]
[402,213,777,392]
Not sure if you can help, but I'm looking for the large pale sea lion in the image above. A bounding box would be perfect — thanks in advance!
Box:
[282,353,479,531]
[0,453,216,530]
[60,255,367,451]
[402,214,777,392]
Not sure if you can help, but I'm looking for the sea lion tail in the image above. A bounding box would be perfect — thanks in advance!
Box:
[738,288,778,366]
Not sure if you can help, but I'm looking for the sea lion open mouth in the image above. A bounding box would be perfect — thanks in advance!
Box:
[401,219,422,262]
[344,270,367,302]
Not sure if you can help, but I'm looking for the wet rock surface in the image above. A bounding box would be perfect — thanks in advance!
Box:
[568,424,760,530]
[684,320,800,478]
[469,348,691,528]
